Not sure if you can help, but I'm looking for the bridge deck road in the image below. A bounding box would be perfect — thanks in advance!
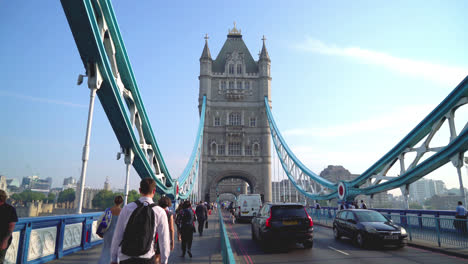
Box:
[48,212,222,264]
[222,211,468,264]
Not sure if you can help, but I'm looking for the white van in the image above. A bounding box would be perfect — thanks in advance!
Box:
[236,194,262,221]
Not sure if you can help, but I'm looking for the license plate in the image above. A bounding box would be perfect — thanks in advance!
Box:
[242,211,249,214]
[384,235,399,240]
[283,220,298,225]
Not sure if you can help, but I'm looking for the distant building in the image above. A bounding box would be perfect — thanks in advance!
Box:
[104,177,111,191]
[409,178,446,202]
[319,165,389,208]
[0,176,7,193]
[63,177,77,190]
[21,175,52,193]
[6,178,20,188]
[434,180,447,195]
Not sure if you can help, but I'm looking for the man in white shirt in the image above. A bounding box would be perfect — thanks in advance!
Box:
[111,178,170,264]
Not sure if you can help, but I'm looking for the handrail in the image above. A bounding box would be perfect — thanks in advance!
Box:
[218,209,236,264]
[6,213,103,264]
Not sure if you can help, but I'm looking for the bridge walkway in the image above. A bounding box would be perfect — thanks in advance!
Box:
[49,213,222,264]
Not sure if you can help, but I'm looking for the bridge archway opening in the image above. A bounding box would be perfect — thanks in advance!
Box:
[206,171,258,202]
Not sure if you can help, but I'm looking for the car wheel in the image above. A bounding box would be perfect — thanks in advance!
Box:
[303,241,313,249]
[333,227,341,240]
[356,233,365,248]
[251,226,257,241]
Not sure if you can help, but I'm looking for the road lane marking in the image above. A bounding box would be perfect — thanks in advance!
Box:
[328,246,350,256]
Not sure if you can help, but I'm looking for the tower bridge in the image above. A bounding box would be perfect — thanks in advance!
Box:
[3,0,468,263]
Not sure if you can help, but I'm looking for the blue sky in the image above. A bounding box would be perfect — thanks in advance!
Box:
[0,1,467,194]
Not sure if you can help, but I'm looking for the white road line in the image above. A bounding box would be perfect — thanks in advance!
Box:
[328,246,350,256]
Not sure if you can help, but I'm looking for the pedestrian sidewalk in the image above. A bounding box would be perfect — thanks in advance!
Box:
[168,212,222,263]
[48,212,223,264]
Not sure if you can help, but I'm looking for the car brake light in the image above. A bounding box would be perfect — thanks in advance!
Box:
[304,208,313,227]
[266,211,272,228]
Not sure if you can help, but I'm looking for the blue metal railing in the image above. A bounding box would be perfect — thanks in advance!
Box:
[308,207,468,248]
[218,209,236,264]
[5,213,103,264]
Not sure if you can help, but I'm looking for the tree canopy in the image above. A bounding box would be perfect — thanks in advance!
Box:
[58,188,76,203]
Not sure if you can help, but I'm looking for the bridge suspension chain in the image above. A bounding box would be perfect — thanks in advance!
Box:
[265,74,468,201]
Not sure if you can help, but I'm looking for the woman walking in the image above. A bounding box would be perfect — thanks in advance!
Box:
[98,195,123,264]
[155,196,175,264]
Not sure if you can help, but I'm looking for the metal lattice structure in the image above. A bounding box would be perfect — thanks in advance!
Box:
[266,76,468,202]
[61,0,205,199]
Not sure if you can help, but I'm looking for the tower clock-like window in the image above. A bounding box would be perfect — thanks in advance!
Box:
[237,64,242,74]
[229,64,234,74]
[229,112,241,126]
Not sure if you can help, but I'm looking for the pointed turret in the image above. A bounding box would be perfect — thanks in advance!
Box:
[259,35,270,61]
[200,34,212,60]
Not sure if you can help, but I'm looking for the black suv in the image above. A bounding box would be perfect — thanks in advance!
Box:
[333,209,408,248]
[251,203,314,249]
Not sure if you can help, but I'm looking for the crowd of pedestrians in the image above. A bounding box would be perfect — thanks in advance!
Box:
[91,178,215,263]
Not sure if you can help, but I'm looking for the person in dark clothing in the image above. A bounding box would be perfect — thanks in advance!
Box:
[0,190,18,264]
[195,201,208,236]
[177,200,195,258]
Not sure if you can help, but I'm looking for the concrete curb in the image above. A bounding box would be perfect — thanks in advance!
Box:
[314,222,468,259]
[406,242,468,259]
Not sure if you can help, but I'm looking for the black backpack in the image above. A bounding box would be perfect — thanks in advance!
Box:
[121,200,156,256]
[181,208,194,226]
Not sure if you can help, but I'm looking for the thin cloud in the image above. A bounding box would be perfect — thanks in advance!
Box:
[295,37,468,86]
[283,104,434,138]
[0,90,87,108]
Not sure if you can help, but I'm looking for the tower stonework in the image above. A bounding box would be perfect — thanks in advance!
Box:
[198,25,272,202]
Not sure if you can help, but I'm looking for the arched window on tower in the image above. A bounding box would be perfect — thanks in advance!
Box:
[253,143,260,156]
[229,112,241,126]
[210,142,217,156]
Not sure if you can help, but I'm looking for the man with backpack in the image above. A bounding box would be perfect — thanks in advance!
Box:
[111,178,170,264]
[176,200,196,258]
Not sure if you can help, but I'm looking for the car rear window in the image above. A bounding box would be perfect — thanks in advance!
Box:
[271,206,306,218]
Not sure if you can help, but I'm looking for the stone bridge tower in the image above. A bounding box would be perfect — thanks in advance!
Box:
[198,24,272,202]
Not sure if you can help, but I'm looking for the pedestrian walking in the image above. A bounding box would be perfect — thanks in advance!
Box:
[175,203,183,242]
[359,200,367,209]
[154,197,174,264]
[177,200,195,258]
[195,201,208,236]
[0,190,18,264]
[315,202,321,209]
[454,201,467,233]
[98,195,123,264]
[110,179,170,264]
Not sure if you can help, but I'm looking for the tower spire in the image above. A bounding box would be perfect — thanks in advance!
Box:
[259,35,270,61]
[200,33,212,60]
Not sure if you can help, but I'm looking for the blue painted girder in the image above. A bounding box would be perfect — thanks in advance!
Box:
[60,0,174,195]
